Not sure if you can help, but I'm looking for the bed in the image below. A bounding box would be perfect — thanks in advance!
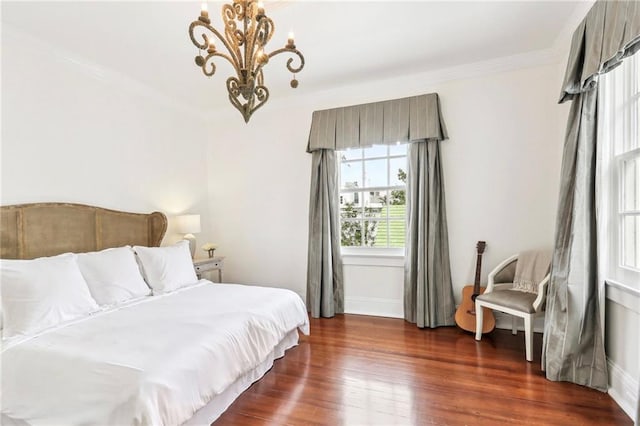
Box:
[0,203,310,425]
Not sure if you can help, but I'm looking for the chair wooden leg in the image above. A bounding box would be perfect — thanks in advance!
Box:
[475,301,483,341]
[524,315,533,362]
[512,316,518,335]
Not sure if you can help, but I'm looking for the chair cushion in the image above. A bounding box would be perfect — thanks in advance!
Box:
[476,289,537,313]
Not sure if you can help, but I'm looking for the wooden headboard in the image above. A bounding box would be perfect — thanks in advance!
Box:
[0,203,168,260]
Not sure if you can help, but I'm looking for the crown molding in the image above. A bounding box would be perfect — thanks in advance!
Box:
[2,24,209,122]
[265,45,565,115]
[409,47,563,87]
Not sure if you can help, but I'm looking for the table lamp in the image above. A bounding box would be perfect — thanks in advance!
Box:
[175,214,201,258]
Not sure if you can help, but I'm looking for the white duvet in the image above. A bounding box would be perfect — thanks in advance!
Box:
[1,281,309,425]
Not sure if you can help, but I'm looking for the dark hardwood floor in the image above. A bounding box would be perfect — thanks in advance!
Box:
[215,314,631,425]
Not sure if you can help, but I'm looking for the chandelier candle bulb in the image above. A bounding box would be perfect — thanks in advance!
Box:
[198,3,211,24]
[257,50,268,65]
[287,31,295,48]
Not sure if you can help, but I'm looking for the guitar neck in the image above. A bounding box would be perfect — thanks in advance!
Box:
[473,253,483,294]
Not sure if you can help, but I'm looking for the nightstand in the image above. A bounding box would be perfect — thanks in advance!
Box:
[193,256,225,282]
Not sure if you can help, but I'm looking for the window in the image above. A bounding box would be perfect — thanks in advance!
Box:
[338,144,407,249]
[600,53,640,289]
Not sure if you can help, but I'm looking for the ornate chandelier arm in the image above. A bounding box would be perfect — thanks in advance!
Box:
[223,2,244,70]
[199,50,237,77]
[241,2,254,72]
[246,15,274,72]
[267,48,305,74]
[189,20,241,71]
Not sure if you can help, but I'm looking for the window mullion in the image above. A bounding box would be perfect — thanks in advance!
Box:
[342,154,406,162]
[386,145,391,246]
[360,148,365,247]
[341,185,405,194]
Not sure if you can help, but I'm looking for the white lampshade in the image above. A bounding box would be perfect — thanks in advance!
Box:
[175,214,201,234]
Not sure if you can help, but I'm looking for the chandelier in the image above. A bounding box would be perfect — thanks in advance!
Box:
[189,1,305,123]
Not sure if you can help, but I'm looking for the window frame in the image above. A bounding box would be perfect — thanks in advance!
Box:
[599,52,640,291]
[337,144,408,254]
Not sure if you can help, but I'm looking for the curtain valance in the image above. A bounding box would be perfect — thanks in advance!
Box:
[560,0,640,103]
[307,93,448,152]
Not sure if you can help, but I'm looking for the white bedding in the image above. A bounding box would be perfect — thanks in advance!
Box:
[1,281,309,425]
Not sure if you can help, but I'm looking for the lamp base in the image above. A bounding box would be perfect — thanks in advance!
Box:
[184,234,196,258]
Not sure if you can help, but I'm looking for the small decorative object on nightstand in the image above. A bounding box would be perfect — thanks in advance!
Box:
[201,243,218,258]
[193,256,225,282]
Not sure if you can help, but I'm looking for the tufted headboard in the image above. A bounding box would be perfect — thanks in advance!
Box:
[0,203,167,259]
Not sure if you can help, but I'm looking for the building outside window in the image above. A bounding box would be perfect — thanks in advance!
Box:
[338,144,407,249]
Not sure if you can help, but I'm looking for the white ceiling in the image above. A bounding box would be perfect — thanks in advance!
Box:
[2,1,590,112]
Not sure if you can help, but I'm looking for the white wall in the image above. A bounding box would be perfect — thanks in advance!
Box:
[1,28,211,243]
[205,56,564,307]
[204,99,311,294]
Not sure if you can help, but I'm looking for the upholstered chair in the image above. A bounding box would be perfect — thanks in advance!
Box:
[474,254,550,362]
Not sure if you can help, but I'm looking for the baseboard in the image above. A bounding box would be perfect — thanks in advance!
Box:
[344,296,403,319]
[608,358,639,423]
[348,301,545,328]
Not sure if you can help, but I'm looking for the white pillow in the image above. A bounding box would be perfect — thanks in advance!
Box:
[76,246,151,306]
[133,240,198,294]
[1,253,99,339]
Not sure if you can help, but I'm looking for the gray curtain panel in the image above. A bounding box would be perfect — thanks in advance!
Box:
[404,141,456,328]
[543,0,640,392]
[542,88,608,390]
[306,149,344,318]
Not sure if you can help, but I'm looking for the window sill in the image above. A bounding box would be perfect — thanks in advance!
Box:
[605,279,640,314]
[341,249,404,267]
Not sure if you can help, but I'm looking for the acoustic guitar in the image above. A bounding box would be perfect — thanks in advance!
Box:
[455,241,496,334]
